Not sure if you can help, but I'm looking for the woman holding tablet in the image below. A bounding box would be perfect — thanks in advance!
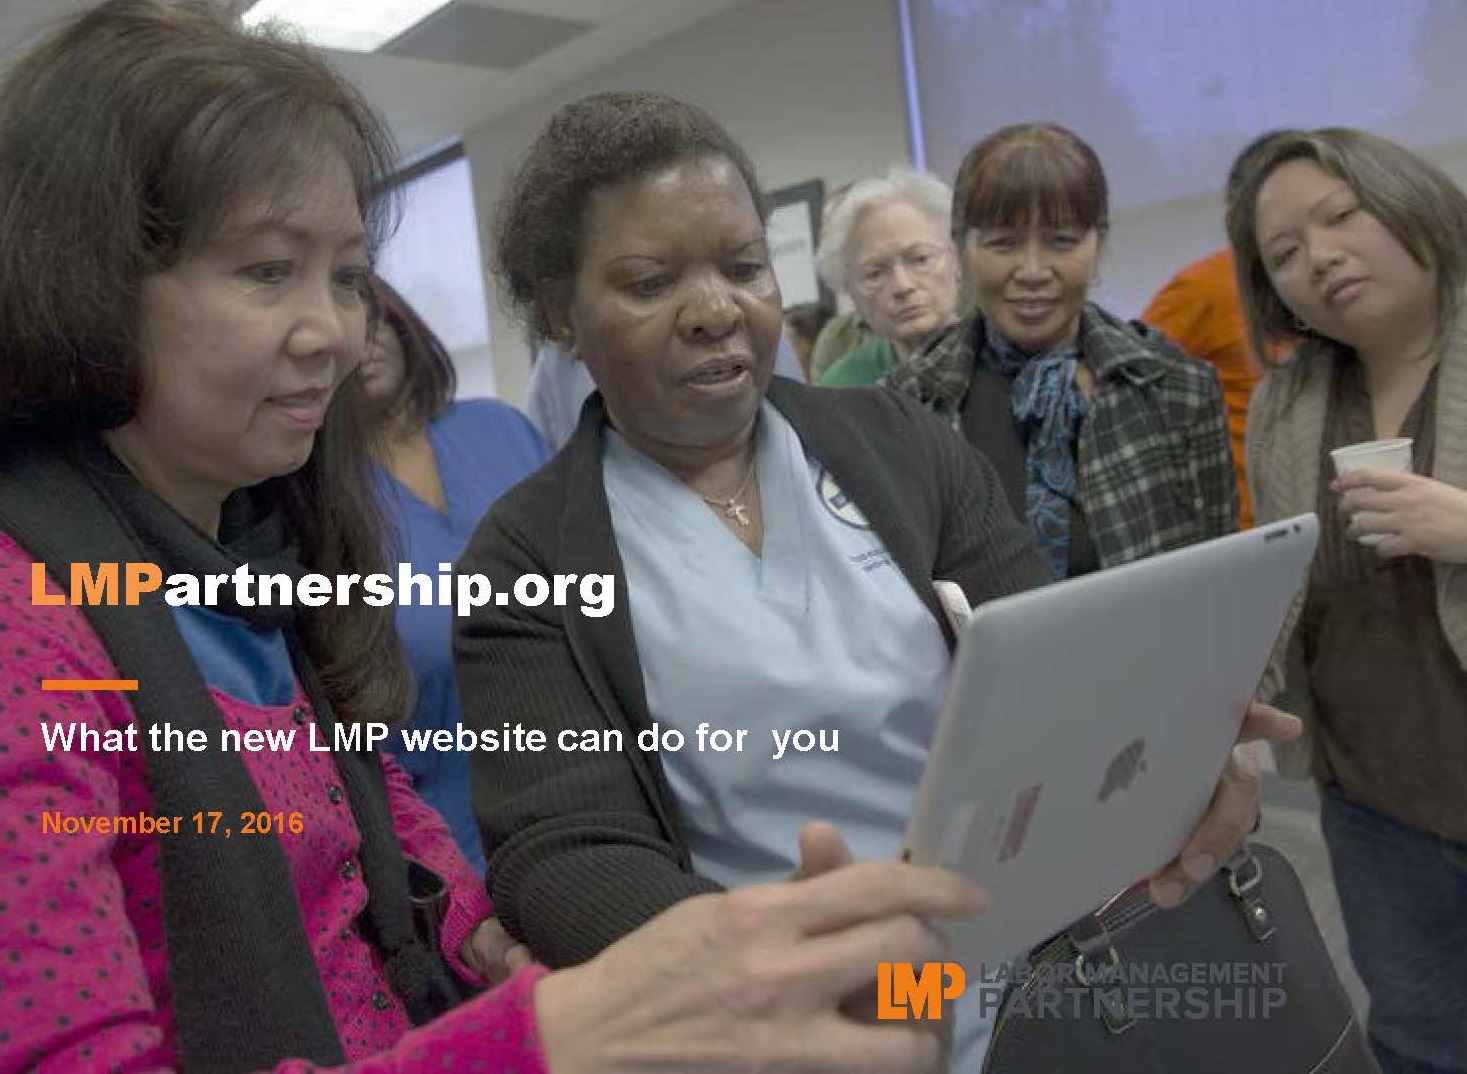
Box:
[457,90,1299,1072]
[1230,127,1467,1074]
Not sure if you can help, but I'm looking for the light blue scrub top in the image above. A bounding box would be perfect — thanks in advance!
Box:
[604,402,995,1069]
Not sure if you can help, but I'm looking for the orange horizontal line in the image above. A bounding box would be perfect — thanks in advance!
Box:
[41,679,139,692]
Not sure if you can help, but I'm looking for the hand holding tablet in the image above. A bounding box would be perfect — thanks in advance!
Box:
[905,516,1317,969]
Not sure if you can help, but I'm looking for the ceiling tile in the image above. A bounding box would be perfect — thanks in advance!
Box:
[384,2,593,71]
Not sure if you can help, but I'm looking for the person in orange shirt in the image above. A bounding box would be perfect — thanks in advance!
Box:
[1143,248,1261,528]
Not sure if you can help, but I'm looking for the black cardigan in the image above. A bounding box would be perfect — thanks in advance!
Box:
[454,377,1049,967]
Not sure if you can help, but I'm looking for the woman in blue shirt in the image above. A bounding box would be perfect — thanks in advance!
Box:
[361,277,551,868]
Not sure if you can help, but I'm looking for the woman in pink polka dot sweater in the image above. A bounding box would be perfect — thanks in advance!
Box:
[0,3,981,1073]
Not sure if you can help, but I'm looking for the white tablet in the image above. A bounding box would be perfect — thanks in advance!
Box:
[904,514,1318,971]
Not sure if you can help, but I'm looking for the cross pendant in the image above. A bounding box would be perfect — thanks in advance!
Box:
[726,502,750,526]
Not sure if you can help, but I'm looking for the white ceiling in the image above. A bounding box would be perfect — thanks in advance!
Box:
[0,0,746,163]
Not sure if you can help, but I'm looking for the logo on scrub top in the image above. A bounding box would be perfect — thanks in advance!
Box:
[816,466,872,530]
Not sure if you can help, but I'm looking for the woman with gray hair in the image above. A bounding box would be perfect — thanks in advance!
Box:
[814,166,962,386]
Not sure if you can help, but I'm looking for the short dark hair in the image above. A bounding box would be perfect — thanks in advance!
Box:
[493,91,763,339]
[369,276,457,431]
[0,0,409,726]
[952,123,1109,241]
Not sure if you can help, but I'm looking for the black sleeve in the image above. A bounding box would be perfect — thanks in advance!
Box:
[911,396,1052,605]
[454,510,719,968]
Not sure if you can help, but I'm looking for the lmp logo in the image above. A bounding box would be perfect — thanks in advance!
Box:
[31,562,162,606]
[1098,737,1147,802]
[876,962,967,1020]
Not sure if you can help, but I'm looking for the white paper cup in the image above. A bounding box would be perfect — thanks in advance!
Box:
[1330,437,1413,476]
[1330,438,1413,545]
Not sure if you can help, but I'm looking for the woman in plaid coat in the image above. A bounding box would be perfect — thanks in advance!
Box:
[887,124,1237,579]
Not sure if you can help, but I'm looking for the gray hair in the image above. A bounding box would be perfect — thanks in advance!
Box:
[816,165,952,293]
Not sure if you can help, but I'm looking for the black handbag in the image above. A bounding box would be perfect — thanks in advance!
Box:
[980,842,1378,1074]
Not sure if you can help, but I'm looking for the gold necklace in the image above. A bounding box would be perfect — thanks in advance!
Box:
[698,458,757,527]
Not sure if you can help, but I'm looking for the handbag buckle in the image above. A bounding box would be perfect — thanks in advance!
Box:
[1225,852,1276,941]
[1226,852,1263,898]
[1072,944,1120,988]
[1074,946,1136,1035]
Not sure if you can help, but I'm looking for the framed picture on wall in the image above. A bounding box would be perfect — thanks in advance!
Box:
[764,179,833,310]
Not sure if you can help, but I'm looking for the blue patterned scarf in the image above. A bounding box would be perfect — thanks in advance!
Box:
[979,321,1087,579]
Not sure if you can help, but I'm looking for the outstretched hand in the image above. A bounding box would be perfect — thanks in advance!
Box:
[535,824,984,1074]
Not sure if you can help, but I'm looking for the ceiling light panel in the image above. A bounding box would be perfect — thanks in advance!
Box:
[242,0,455,53]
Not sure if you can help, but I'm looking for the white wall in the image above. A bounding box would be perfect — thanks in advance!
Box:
[1093,194,1230,322]
[376,156,498,398]
[462,0,909,406]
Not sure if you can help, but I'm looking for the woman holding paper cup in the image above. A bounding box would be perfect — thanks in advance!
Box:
[457,89,1300,1073]
[1229,127,1467,1074]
